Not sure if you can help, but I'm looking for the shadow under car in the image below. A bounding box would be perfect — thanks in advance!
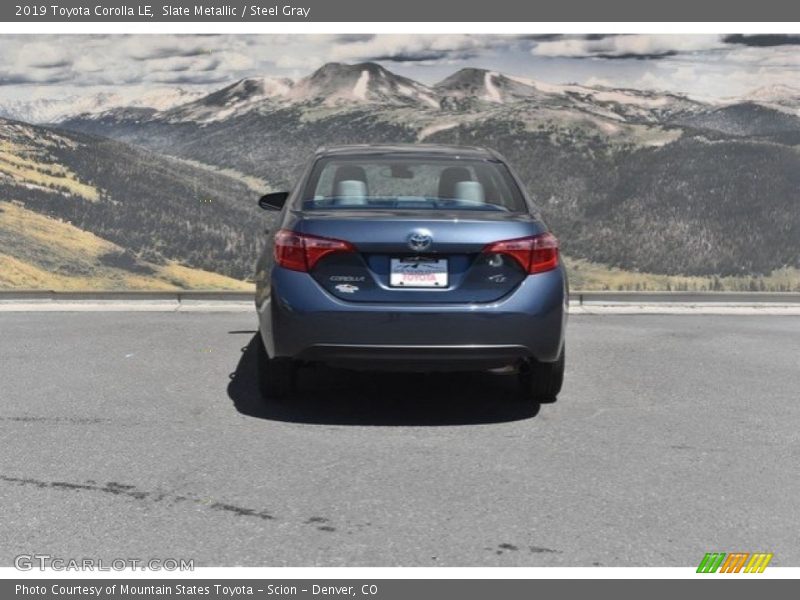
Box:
[227,334,544,426]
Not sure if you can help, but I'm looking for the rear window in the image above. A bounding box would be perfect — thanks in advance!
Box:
[300,156,527,212]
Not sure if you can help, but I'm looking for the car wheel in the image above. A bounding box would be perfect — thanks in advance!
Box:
[253,332,295,400]
[519,348,565,402]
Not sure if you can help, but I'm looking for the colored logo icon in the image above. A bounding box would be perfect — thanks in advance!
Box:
[697,552,773,573]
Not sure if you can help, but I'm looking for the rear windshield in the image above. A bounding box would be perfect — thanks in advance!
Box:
[300,156,527,212]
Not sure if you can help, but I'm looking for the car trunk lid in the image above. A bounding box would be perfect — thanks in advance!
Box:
[291,210,547,303]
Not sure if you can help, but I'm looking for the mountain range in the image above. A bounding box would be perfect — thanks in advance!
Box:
[0,87,207,126]
[10,63,800,124]
[1,62,799,287]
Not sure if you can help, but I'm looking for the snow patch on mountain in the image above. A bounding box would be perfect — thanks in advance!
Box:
[484,72,502,103]
[746,84,800,102]
[0,87,205,124]
[589,90,670,108]
[418,121,459,141]
[397,84,440,109]
[352,70,370,101]
[738,84,800,115]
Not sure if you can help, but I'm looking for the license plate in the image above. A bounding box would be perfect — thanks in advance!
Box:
[390,257,448,288]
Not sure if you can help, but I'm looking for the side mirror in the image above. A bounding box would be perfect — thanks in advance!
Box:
[258,191,289,211]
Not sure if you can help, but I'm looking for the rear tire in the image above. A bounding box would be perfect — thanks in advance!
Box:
[519,348,565,403]
[253,332,295,400]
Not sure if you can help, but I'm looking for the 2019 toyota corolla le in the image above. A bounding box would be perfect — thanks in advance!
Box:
[253,144,567,403]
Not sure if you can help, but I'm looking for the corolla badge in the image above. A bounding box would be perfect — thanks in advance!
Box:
[407,229,433,252]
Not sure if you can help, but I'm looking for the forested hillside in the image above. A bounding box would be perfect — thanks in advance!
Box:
[0,118,271,284]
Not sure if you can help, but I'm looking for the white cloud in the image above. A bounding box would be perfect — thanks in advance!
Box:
[532,35,726,58]
[329,34,487,63]
[714,45,800,67]
[331,35,519,64]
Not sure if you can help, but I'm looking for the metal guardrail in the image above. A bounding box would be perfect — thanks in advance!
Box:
[572,291,800,304]
[1,290,799,304]
[0,290,254,301]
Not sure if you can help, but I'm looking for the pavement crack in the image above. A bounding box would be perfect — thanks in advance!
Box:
[529,546,561,554]
[0,416,110,424]
[0,475,356,532]
[490,543,561,555]
[0,475,272,521]
[498,543,518,551]
[305,516,329,524]
[209,502,274,521]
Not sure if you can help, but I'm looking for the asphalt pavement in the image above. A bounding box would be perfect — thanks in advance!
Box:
[1,312,798,567]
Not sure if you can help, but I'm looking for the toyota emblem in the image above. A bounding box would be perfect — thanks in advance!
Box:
[407,230,433,252]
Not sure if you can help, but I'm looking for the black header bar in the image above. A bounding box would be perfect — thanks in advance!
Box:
[2,0,799,22]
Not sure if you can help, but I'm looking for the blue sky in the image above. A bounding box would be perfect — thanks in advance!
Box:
[1,34,798,102]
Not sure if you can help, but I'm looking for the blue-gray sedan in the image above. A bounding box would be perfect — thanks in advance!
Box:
[254,144,567,402]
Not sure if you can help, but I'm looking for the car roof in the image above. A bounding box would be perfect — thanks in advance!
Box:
[314,144,502,161]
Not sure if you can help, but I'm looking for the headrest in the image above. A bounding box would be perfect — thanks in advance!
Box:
[454,181,485,203]
[333,165,367,185]
[333,179,367,206]
[438,166,472,199]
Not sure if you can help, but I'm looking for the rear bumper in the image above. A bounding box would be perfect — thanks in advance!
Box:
[258,265,567,368]
[295,344,531,371]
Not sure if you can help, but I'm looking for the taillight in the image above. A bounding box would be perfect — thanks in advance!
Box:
[274,229,355,272]
[482,232,559,274]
